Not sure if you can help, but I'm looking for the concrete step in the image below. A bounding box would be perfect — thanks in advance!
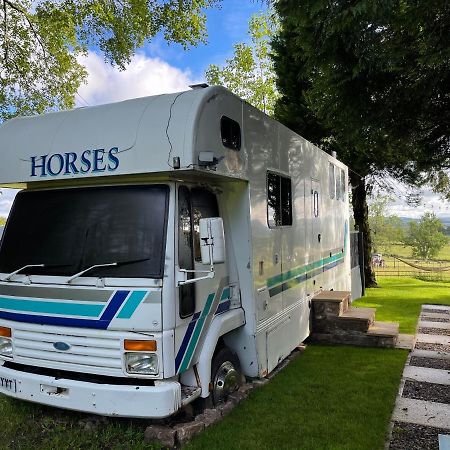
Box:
[338,307,376,332]
[312,290,351,318]
[367,321,399,337]
[310,321,399,348]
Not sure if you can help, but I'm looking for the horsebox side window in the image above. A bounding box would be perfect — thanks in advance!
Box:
[267,172,293,228]
[221,116,241,151]
[341,169,346,202]
[329,163,335,199]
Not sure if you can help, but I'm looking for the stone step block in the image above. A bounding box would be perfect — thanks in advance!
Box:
[312,290,351,318]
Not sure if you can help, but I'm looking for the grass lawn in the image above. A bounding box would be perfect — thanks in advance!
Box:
[186,346,407,450]
[354,277,450,334]
[0,397,158,450]
[380,243,450,261]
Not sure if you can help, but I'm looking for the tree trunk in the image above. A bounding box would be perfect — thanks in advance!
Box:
[350,174,377,287]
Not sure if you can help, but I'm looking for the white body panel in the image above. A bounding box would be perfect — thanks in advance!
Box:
[0,86,351,416]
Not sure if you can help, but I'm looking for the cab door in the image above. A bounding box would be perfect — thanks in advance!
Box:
[174,185,228,375]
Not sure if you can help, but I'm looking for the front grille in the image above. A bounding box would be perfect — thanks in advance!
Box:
[12,323,125,376]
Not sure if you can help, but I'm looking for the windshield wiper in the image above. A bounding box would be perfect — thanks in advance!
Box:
[66,257,151,284]
[2,264,46,282]
[1,263,70,282]
[66,263,118,284]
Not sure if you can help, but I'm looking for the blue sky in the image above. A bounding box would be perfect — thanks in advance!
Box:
[144,1,268,79]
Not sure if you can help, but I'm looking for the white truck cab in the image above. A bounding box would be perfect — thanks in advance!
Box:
[0,86,351,417]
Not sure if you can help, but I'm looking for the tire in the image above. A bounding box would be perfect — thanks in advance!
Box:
[209,347,242,406]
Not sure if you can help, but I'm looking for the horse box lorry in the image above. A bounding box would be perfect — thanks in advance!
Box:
[0,86,350,418]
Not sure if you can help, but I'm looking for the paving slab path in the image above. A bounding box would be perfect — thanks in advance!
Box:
[389,304,450,450]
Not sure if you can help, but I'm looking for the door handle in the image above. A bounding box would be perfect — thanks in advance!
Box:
[318,233,321,243]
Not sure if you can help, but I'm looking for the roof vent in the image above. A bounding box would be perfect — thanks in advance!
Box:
[189,83,209,90]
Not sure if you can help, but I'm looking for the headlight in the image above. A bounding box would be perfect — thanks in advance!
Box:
[0,337,12,357]
[125,352,158,375]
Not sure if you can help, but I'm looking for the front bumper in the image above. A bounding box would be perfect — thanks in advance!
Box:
[0,364,181,418]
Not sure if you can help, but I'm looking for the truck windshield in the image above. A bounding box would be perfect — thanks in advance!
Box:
[0,185,169,279]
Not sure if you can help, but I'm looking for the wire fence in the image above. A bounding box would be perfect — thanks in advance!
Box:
[373,254,450,281]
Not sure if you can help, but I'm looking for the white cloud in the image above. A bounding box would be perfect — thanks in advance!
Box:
[76,51,198,107]
[0,189,19,218]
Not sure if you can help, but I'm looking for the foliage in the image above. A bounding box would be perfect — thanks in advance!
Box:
[369,196,404,253]
[272,0,450,286]
[0,0,218,121]
[0,217,5,226]
[205,11,279,115]
[354,277,450,333]
[403,212,448,260]
[273,0,450,184]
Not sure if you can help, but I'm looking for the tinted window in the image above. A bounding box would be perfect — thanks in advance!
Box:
[341,169,346,202]
[221,116,241,150]
[267,172,293,227]
[329,163,335,199]
[178,186,195,318]
[0,185,169,278]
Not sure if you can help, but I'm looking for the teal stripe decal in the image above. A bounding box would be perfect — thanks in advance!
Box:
[0,296,104,317]
[179,293,215,373]
[220,287,231,301]
[116,291,147,319]
[267,252,344,289]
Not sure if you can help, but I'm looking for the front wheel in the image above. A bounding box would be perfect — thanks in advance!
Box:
[210,347,242,406]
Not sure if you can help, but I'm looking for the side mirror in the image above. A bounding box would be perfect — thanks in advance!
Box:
[199,218,225,265]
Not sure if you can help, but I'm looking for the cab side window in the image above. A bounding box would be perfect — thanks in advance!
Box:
[178,186,195,318]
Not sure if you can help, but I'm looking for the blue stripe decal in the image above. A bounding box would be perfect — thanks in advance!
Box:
[215,300,231,315]
[0,311,111,329]
[116,291,147,319]
[0,296,104,317]
[99,291,129,321]
[175,311,201,372]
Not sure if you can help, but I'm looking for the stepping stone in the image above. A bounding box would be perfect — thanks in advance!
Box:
[421,312,450,320]
[439,434,450,450]
[403,366,450,385]
[393,397,450,429]
[411,349,450,360]
[416,334,450,346]
[396,333,415,349]
[423,305,450,312]
[419,321,450,330]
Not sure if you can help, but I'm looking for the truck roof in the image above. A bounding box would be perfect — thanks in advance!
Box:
[0,86,231,187]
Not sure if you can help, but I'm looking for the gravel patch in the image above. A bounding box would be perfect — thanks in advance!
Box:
[418,327,450,336]
[402,380,450,404]
[390,421,449,450]
[422,308,450,315]
[420,316,450,323]
[410,356,450,371]
[415,342,450,352]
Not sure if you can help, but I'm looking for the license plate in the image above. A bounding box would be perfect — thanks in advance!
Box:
[0,377,17,393]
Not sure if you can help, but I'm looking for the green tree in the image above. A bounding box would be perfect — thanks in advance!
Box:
[369,196,404,253]
[205,11,279,115]
[272,0,450,286]
[404,213,448,260]
[0,0,218,121]
[0,217,5,226]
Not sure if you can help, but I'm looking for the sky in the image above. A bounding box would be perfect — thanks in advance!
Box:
[0,0,448,221]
